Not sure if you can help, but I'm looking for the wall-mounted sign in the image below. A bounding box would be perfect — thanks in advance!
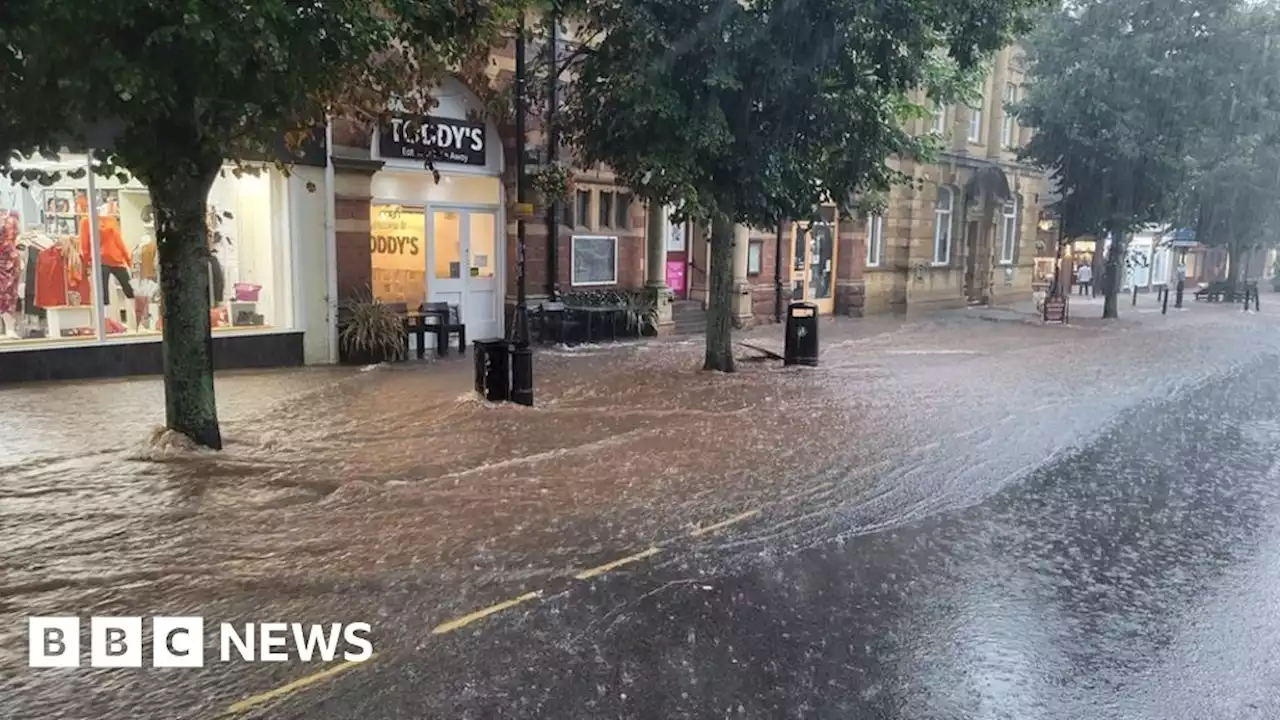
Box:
[379,114,487,166]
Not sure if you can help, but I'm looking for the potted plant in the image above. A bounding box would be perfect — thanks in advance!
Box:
[338,292,407,365]
[621,291,660,337]
[1271,257,1280,292]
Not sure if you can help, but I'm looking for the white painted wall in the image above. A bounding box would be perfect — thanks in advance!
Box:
[288,166,333,364]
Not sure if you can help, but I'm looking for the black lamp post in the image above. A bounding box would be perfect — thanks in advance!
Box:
[510,13,534,406]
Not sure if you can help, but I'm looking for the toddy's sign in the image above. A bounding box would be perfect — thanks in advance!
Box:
[380,114,487,166]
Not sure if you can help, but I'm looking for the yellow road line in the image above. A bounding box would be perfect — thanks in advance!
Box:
[573,547,662,580]
[431,591,542,635]
[690,509,761,537]
[226,656,372,715]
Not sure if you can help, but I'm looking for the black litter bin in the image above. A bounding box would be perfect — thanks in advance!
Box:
[784,302,819,367]
[473,338,511,402]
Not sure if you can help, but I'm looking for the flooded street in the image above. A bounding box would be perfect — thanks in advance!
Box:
[5,298,1280,718]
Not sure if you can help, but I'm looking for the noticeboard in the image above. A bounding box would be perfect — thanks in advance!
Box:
[1043,296,1068,324]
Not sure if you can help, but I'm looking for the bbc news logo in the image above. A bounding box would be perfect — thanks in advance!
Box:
[28,617,373,668]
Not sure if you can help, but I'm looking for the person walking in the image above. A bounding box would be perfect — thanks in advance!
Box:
[1076,262,1092,296]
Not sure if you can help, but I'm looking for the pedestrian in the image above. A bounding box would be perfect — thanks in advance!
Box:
[1076,262,1092,296]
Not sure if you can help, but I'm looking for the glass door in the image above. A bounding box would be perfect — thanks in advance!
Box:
[426,207,502,343]
[789,220,837,314]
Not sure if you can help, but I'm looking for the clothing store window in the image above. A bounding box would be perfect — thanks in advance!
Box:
[0,154,292,349]
[0,158,102,345]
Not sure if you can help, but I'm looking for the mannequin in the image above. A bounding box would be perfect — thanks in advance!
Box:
[0,211,20,338]
[79,211,134,306]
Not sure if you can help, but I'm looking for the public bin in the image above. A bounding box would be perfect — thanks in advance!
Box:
[473,338,511,402]
[784,302,819,367]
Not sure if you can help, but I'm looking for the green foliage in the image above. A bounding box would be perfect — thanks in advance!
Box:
[0,0,516,183]
[338,293,408,363]
[557,0,1047,227]
[1015,0,1237,240]
[1173,2,1280,260]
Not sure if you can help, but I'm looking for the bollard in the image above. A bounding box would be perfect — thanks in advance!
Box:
[473,338,511,403]
[784,302,819,367]
[1175,280,1184,309]
[1162,286,1169,315]
[1132,284,1139,306]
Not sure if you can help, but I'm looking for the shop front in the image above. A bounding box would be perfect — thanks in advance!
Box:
[0,152,312,383]
[787,207,838,314]
[366,80,505,344]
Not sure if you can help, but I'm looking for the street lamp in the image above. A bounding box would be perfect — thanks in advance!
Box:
[510,12,534,407]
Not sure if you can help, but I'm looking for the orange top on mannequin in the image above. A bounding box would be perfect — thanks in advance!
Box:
[78,215,130,269]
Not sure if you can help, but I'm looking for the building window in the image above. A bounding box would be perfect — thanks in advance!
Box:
[1002,83,1019,149]
[865,214,884,267]
[747,240,763,275]
[614,192,632,230]
[933,187,954,265]
[932,105,948,135]
[1000,198,1018,264]
[968,107,983,144]
[574,189,591,229]
[597,191,615,230]
[571,234,618,286]
[0,154,289,349]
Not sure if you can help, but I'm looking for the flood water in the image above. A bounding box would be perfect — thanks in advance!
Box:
[4,300,1280,718]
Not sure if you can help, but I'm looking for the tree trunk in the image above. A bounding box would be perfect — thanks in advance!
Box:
[150,159,223,449]
[1101,231,1124,319]
[704,211,736,373]
[1227,240,1243,285]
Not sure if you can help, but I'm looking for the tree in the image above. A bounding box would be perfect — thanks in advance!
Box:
[1174,2,1280,284]
[0,0,515,448]
[557,0,1045,372]
[1016,0,1237,318]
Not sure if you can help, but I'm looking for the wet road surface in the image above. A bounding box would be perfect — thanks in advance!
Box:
[5,296,1280,718]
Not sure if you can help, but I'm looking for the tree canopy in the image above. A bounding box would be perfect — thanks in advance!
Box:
[558,0,1046,370]
[1015,0,1280,316]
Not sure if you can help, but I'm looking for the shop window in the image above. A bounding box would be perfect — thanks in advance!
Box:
[1000,198,1019,264]
[614,192,632,230]
[371,203,427,307]
[571,235,617,286]
[574,190,591,229]
[933,187,954,265]
[0,159,101,345]
[865,214,884,267]
[0,154,291,349]
[598,191,615,230]
[747,240,763,275]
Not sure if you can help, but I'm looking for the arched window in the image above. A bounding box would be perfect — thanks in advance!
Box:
[1000,197,1019,264]
[933,187,954,264]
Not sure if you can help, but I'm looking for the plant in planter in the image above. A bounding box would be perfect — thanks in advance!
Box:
[621,291,659,337]
[529,161,575,207]
[338,293,406,365]
[1272,257,1280,291]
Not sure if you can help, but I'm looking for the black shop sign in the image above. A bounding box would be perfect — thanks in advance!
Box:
[379,114,487,166]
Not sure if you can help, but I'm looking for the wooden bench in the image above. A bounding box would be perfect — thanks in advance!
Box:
[1195,281,1257,303]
